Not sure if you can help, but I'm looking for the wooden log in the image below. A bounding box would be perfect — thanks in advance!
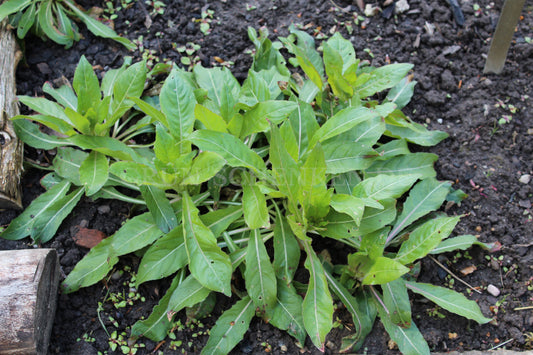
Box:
[0,16,23,210]
[0,249,60,355]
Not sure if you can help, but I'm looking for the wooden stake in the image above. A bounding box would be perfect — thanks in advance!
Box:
[0,16,23,210]
[0,249,60,355]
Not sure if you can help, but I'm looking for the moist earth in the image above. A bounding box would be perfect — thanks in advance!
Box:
[1,0,532,354]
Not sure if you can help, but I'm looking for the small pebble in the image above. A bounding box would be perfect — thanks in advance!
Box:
[280,345,287,352]
[519,174,531,184]
[98,205,111,214]
[437,118,443,124]
[487,284,500,297]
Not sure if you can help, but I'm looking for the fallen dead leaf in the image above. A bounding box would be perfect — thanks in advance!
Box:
[73,227,107,248]
[460,265,477,276]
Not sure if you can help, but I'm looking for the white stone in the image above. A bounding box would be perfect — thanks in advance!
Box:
[395,0,410,13]
[364,4,380,17]
[519,174,531,184]
[487,284,500,297]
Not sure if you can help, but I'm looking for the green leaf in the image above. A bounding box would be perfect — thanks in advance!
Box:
[131,275,181,341]
[298,143,330,219]
[160,69,196,147]
[67,135,144,162]
[182,192,232,296]
[323,141,377,174]
[38,0,72,46]
[193,65,240,122]
[405,281,492,324]
[355,63,413,98]
[30,187,84,243]
[61,237,118,293]
[302,243,333,351]
[387,178,451,243]
[365,152,438,179]
[395,216,460,265]
[240,101,298,138]
[108,213,163,256]
[17,3,36,39]
[242,173,270,229]
[385,110,449,146]
[269,124,299,215]
[430,234,480,254]
[269,280,306,344]
[107,61,147,125]
[382,278,412,328]
[325,270,373,352]
[188,130,267,176]
[386,76,417,109]
[140,185,178,233]
[194,104,227,132]
[182,151,226,185]
[167,275,211,313]
[245,229,277,314]
[12,119,68,149]
[323,40,353,100]
[330,194,366,226]
[62,0,135,49]
[310,106,379,146]
[131,97,167,126]
[361,257,409,285]
[110,161,167,188]
[1,180,71,240]
[200,206,243,238]
[79,151,108,196]
[73,55,101,116]
[238,70,270,108]
[356,198,397,237]
[17,95,72,126]
[273,212,300,284]
[353,174,420,200]
[0,0,31,21]
[201,297,255,355]
[136,227,188,286]
[287,99,319,159]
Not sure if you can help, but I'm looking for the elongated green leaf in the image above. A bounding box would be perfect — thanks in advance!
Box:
[110,161,167,188]
[287,99,319,159]
[1,180,71,240]
[375,139,411,160]
[167,275,211,313]
[43,81,77,111]
[131,275,181,341]
[108,61,147,124]
[38,0,72,46]
[79,151,108,196]
[200,206,243,238]
[325,270,373,352]
[302,244,333,351]
[17,95,72,125]
[323,141,377,174]
[153,124,180,165]
[245,229,277,314]
[160,69,196,147]
[189,130,266,176]
[31,187,84,243]
[430,234,480,254]
[362,257,409,285]
[355,63,413,98]
[73,55,100,115]
[405,281,492,324]
[12,119,68,149]
[382,278,412,328]
[193,65,240,122]
[273,213,300,283]
[0,0,31,20]
[194,104,227,132]
[269,280,306,344]
[182,192,232,296]
[140,185,178,233]
[330,194,365,226]
[201,297,255,355]
[67,135,144,163]
[269,124,299,215]
[62,0,135,49]
[109,213,163,255]
[365,153,438,179]
[182,151,226,185]
[385,110,449,146]
[353,174,420,200]
[396,216,460,265]
[386,76,417,109]
[136,227,187,286]
[61,238,117,293]
[387,178,451,243]
[238,70,270,108]
[242,174,270,229]
[323,40,353,100]
[298,143,330,219]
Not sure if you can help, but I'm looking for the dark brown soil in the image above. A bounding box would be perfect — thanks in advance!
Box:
[1,0,532,354]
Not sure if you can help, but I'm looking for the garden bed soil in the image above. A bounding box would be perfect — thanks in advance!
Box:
[1,0,532,354]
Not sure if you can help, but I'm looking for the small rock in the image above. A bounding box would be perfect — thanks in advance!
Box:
[395,0,409,13]
[73,227,107,248]
[280,345,287,352]
[364,4,380,16]
[36,62,51,75]
[487,284,500,297]
[98,205,111,214]
[519,174,531,184]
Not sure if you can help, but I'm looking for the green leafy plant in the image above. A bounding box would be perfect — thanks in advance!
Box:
[3,27,496,354]
[0,0,135,49]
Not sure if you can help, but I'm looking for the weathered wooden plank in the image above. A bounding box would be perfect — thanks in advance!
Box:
[0,249,60,355]
[0,16,23,210]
